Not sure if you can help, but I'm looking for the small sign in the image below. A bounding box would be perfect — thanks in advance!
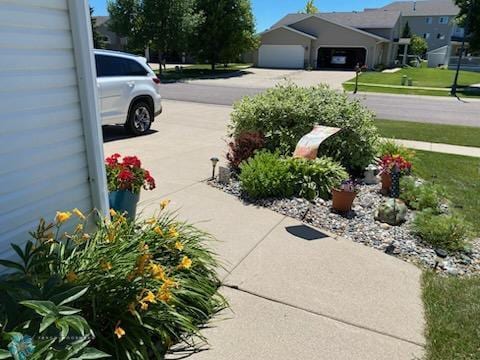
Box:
[293,125,341,160]
[331,56,347,65]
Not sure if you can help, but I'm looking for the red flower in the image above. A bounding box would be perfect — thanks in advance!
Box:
[144,170,156,190]
[118,169,134,182]
[122,156,141,168]
[106,153,121,167]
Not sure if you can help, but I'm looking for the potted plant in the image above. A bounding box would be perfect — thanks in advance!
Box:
[332,179,358,213]
[106,154,156,219]
[378,155,412,196]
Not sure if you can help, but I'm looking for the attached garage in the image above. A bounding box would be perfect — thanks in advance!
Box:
[317,47,367,69]
[258,45,305,69]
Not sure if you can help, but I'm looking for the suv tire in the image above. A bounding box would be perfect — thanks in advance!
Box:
[125,100,153,136]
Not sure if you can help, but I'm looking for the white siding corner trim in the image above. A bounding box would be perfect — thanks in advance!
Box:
[0,0,108,260]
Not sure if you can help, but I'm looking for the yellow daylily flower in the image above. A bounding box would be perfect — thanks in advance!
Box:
[109,209,117,217]
[154,226,164,236]
[55,211,72,224]
[168,226,179,239]
[141,291,157,305]
[178,256,192,270]
[66,271,78,283]
[157,290,172,303]
[101,261,112,271]
[149,263,166,281]
[114,324,126,339]
[72,208,86,220]
[75,224,84,233]
[140,301,149,311]
[175,241,184,251]
[146,217,157,225]
[160,199,171,210]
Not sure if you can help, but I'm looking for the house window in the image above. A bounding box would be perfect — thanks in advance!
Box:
[437,33,445,40]
[423,33,431,39]
[425,17,432,24]
[439,16,449,24]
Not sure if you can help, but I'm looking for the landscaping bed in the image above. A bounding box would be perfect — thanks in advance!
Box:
[209,178,480,276]
[216,83,479,278]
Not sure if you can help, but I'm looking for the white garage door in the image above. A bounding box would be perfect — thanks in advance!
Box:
[259,45,305,69]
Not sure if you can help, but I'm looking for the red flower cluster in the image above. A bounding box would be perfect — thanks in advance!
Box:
[105,154,156,193]
[379,154,412,175]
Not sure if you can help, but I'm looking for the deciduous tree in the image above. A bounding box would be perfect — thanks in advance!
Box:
[90,7,106,49]
[193,0,257,70]
[304,0,318,14]
[455,0,480,51]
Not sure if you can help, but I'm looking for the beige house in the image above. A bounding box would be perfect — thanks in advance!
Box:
[255,10,402,69]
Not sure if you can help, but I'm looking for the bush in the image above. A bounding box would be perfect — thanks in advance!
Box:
[400,177,446,212]
[239,151,295,199]
[0,208,226,359]
[239,151,348,200]
[226,132,265,171]
[413,210,471,252]
[285,157,348,200]
[377,140,416,162]
[230,83,380,172]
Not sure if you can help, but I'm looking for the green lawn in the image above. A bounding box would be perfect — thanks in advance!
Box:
[413,151,480,231]
[423,271,480,360]
[375,119,480,147]
[344,67,480,97]
[158,63,252,82]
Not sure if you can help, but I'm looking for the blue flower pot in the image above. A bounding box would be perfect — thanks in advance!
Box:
[109,190,140,219]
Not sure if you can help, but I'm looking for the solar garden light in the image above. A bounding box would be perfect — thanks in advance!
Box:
[210,157,219,180]
[434,248,448,270]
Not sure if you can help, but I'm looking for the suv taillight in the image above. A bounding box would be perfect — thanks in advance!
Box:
[152,77,161,84]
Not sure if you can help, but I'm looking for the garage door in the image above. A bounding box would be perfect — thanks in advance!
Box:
[259,45,305,69]
[317,47,367,69]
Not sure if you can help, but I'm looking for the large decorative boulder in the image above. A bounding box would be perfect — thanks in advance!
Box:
[375,199,407,226]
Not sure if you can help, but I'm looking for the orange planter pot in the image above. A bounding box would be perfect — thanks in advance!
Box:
[381,173,392,194]
[332,189,357,213]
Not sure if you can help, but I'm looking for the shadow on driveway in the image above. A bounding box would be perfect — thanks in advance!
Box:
[102,125,158,143]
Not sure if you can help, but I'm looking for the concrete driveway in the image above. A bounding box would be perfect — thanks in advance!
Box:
[187,67,355,90]
[103,100,425,359]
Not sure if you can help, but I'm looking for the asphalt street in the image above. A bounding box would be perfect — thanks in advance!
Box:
[159,82,480,127]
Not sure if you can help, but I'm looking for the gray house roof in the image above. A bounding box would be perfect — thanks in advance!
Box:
[380,0,459,16]
[270,10,401,31]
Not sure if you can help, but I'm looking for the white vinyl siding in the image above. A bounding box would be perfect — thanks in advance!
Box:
[0,0,94,259]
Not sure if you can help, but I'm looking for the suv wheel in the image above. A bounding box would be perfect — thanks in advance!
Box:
[126,101,153,136]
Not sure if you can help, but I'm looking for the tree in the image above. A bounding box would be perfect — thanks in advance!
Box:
[108,0,201,71]
[409,35,428,56]
[107,0,143,49]
[304,0,319,14]
[193,0,258,70]
[402,21,412,38]
[90,7,106,49]
[455,0,480,51]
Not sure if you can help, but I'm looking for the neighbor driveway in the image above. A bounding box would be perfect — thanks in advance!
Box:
[103,100,425,359]
[186,67,355,90]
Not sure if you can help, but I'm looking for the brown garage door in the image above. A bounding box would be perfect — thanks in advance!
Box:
[317,47,367,69]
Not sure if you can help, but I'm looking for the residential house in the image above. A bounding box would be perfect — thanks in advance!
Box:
[94,16,127,51]
[379,0,463,51]
[0,0,108,260]
[255,0,464,70]
[255,10,402,69]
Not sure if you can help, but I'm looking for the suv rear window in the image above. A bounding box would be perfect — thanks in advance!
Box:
[95,54,149,77]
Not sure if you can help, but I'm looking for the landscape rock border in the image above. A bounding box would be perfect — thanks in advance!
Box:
[209,179,480,276]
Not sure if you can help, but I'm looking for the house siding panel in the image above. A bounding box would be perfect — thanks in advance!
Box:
[0,0,94,259]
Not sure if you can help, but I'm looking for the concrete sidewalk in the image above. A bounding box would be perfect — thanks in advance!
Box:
[390,138,480,158]
[104,100,425,360]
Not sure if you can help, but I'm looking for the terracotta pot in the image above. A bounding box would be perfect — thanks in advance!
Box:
[381,172,392,193]
[332,189,357,212]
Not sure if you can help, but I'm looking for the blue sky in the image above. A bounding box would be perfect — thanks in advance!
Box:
[90,0,393,32]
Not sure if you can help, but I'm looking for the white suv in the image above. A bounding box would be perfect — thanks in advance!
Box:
[94,50,162,135]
